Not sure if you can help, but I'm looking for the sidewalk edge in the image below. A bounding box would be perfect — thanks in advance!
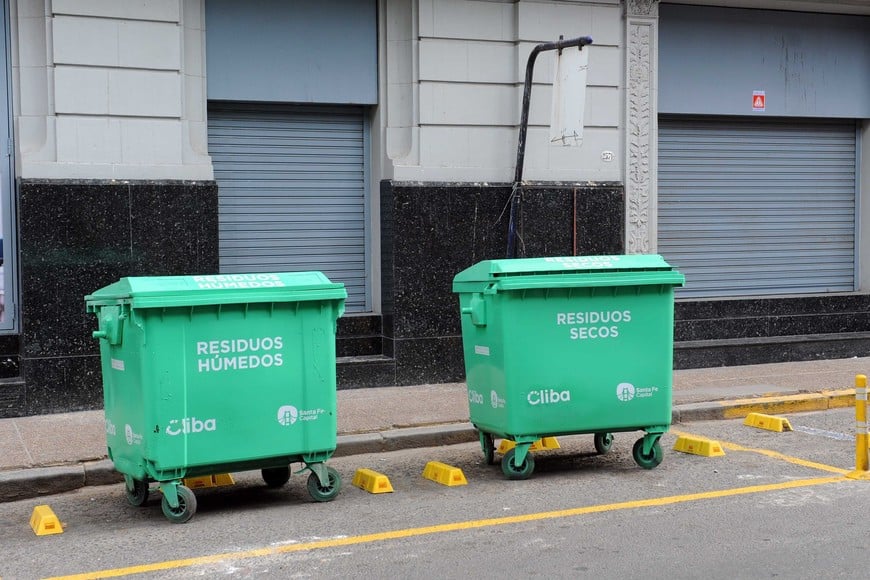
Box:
[675,389,855,422]
[0,426,479,503]
[2,393,858,503]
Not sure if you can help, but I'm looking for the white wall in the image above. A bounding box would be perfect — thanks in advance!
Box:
[381,0,623,183]
[13,0,212,180]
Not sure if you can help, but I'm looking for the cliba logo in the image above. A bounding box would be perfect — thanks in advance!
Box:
[468,389,485,405]
[165,417,217,436]
[527,389,571,406]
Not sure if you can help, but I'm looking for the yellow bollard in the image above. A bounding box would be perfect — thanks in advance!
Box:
[846,375,870,480]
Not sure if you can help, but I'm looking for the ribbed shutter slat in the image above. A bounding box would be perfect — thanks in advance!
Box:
[208,103,369,311]
[658,118,856,298]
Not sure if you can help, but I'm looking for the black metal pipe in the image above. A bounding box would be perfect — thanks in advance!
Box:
[507,35,593,259]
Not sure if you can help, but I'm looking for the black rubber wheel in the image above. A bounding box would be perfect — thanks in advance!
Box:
[501,448,535,480]
[261,466,292,488]
[125,479,149,507]
[161,485,197,524]
[482,433,495,465]
[307,466,341,502]
[594,432,614,455]
[632,438,663,470]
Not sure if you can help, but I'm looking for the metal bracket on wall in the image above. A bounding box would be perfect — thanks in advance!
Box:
[507,35,593,259]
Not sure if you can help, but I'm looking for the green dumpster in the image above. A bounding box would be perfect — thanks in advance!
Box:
[86,272,346,523]
[452,255,685,479]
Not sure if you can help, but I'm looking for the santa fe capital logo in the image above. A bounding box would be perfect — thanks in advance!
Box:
[277,405,298,426]
[617,382,636,402]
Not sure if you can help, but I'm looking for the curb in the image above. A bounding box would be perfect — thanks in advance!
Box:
[673,389,855,422]
[334,423,478,458]
[0,460,122,504]
[0,426,480,503]
[0,392,856,503]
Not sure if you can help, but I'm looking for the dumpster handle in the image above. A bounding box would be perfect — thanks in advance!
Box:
[92,307,126,345]
[461,294,487,326]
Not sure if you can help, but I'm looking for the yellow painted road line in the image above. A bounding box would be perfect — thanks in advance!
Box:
[48,476,845,580]
[720,441,850,475]
[670,429,850,475]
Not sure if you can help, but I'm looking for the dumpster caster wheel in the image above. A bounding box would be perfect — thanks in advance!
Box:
[307,466,341,502]
[501,448,535,480]
[161,485,197,524]
[262,466,291,488]
[482,433,495,465]
[632,438,663,470]
[125,479,149,507]
[594,433,614,455]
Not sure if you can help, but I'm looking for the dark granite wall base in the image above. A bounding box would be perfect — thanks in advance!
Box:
[675,295,870,341]
[376,180,869,384]
[673,294,870,368]
[5,180,220,417]
[380,181,625,385]
[0,335,20,378]
[674,333,870,369]
[0,378,24,415]
[393,336,466,386]
[10,176,867,413]
[336,314,382,358]
[337,357,396,389]
[21,356,104,413]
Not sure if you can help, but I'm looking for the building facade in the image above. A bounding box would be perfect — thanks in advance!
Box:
[1,0,868,416]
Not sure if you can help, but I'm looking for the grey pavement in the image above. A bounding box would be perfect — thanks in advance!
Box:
[1,357,868,502]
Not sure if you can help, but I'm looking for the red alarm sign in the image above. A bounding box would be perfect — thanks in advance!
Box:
[752,91,766,112]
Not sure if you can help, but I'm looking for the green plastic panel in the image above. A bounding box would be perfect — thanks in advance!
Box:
[86,272,346,310]
[86,272,346,482]
[453,256,684,440]
[453,255,685,293]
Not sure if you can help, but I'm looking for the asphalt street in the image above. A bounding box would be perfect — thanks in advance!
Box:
[0,406,867,579]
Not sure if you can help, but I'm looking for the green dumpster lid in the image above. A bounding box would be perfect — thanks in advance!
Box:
[85,272,347,309]
[452,255,685,290]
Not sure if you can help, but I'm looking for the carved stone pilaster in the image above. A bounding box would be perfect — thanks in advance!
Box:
[627,0,659,17]
[624,0,659,254]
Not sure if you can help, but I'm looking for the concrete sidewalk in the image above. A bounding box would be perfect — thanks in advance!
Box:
[1,357,866,502]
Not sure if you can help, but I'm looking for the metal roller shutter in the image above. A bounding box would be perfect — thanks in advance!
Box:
[658,117,857,298]
[208,103,369,312]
